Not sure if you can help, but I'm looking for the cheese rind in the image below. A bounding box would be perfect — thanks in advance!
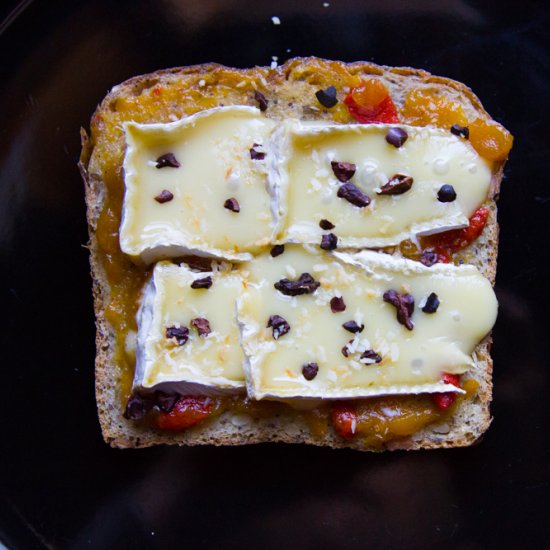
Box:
[121,106,276,263]
[134,261,246,395]
[278,123,492,247]
[237,246,497,400]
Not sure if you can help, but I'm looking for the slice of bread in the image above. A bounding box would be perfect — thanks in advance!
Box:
[79,57,510,450]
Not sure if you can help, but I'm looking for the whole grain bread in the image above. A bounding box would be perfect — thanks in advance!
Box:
[79,57,507,450]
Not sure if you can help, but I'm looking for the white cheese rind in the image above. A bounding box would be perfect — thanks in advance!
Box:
[121,106,276,263]
[277,123,492,248]
[237,246,497,400]
[134,261,246,395]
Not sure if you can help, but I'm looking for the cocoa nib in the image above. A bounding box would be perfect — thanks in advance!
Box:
[331,161,356,182]
[437,184,457,202]
[337,183,371,207]
[270,244,285,257]
[224,197,240,212]
[191,317,212,337]
[154,189,174,203]
[422,292,440,314]
[156,152,180,168]
[342,320,364,333]
[166,325,190,345]
[123,393,153,420]
[420,249,439,267]
[315,86,338,108]
[360,350,382,363]
[377,174,414,195]
[254,91,268,111]
[330,296,346,313]
[191,276,213,289]
[383,289,414,330]
[274,273,320,296]
[385,127,408,148]
[320,233,338,250]
[155,391,178,413]
[267,315,290,339]
[250,143,266,160]
[319,219,335,230]
[450,124,469,139]
[302,362,319,381]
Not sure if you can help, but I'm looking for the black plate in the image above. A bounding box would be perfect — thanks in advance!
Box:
[2,1,549,548]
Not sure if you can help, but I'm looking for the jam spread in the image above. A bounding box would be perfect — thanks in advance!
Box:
[89,61,502,445]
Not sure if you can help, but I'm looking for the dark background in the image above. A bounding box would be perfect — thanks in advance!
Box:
[1,0,549,548]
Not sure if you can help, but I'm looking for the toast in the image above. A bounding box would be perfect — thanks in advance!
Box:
[79,57,512,450]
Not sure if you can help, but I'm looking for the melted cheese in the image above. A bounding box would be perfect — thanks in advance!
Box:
[121,107,276,263]
[134,261,245,394]
[277,123,492,247]
[237,246,497,400]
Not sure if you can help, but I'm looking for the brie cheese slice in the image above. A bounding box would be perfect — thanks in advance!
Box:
[134,261,246,395]
[277,123,492,248]
[121,106,276,263]
[237,246,497,400]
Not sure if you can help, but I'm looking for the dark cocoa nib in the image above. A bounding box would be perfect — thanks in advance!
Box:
[377,174,414,196]
[420,249,439,267]
[320,233,338,250]
[450,124,470,139]
[437,184,457,202]
[254,91,268,111]
[422,292,440,314]
[191,317,212,337]
[342,320,364,333]
[315,86,338,108]
[154,391,179,413]
[360,349,382,363]
[319,219,335,230]
[166,325,190,345]
[383,289,415,330]
[331,161,356,182]
[302,362,319,381]
[385,127,408,148]
[270,244,285,257]
[337,183,371,207]
[154,189,174,203]
[250,144,266,160]
[330,296,346,313]
[156,153,180,169]
[341,343,351,357]
[274,273,320,296]
[191,276,213,289]
[267,314,290,339]
[224,197,240,212]
[123,393,153,420]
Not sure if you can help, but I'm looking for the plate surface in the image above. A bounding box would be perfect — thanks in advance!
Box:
[2,0,549,547]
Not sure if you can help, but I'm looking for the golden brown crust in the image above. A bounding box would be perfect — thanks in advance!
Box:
[80,57,506,450]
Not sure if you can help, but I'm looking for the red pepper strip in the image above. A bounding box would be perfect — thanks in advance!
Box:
[331,403,358,439]
[433,373,461,411]
[422,207,490,264]
[155,395,213,431]
[344,93,399,124]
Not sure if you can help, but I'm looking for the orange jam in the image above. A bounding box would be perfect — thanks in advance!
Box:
[402,88,469,128]
[469,118,513,161]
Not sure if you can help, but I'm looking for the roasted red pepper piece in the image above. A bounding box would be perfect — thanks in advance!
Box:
[331,403,358,439]
[422,207,490,264]
[344,79,399,124]
[433,373,461,411]
[155,395,213,431]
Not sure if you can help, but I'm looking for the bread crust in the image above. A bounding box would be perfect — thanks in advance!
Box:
[79,57,505,450]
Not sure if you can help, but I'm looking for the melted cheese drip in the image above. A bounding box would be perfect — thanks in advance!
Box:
[278,123,492,247]
[237,246,497,400]
[134,262,245,394]
[121,107,276,263]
